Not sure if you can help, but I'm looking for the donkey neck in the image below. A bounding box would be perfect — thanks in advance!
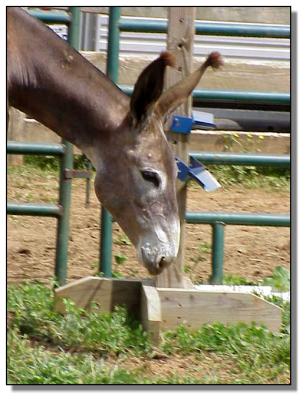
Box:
[7,7,129,153]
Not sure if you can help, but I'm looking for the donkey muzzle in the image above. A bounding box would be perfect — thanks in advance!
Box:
[140,244,176,275]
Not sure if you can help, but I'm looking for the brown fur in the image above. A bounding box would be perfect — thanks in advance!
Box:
[205,51,224,69]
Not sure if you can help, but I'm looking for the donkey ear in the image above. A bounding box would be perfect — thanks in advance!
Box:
[129,51,175,126]
[156,52,223,118]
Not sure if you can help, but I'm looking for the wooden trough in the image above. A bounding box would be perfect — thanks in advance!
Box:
[54,276,282,344]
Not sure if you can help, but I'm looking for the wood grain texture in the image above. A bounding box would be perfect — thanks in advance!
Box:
[141,284,162,344]
[156,7,195,289]
[157,288,282,332]
[54,276,282,344]
[54,276,142,318]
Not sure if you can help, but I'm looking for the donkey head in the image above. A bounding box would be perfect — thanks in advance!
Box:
[94,51,223,275]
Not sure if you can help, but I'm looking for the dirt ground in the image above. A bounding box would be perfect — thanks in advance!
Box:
[7,169,290,285]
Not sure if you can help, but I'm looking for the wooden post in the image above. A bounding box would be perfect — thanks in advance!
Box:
[155,7,195,288]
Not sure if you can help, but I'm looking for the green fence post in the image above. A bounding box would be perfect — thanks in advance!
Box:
[99,6,121,277]
[68,7,81,49]
[106,7,121,81]
[210,222,225,284]
[100,208,113,277]
[54,7,80,285]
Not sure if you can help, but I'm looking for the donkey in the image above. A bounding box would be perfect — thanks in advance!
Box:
[7,7,223,275]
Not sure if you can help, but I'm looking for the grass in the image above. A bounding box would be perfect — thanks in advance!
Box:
[7,160,290,384]
[262,266,290,292]
[22,154,89,172]
[222,266,290,290]
[7,164,58,179]
[114,254,128,266]
[222,274,257,286]
[189,242,211,274]
[7,282,291,385]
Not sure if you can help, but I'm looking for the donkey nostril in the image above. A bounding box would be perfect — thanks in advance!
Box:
[159,256,166,269]
[158,255,173,271]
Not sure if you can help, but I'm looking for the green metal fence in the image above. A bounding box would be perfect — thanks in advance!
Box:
[7,7,81,286]
[117,15,290,110]
[7,7,290,286]
[99,6,121,278]
[101,6,290,283]
[185,151,290,283]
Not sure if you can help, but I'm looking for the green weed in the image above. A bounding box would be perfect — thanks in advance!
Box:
[8,282,150,357]
[162,322,290,383]
[114,234,132,246]
[22,154,91,172]
[111,270,124,279]
[7,329,145,384]
[114,254,128,266]
[223,274,257,286]
[262,266,290,292]
[207,164,289,189]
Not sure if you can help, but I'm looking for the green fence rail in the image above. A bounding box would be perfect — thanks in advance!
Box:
[7,141,65,155]
[185,212,290,227]
[189,152,290,166]
[29,10,71,24]
[119,85,290,109]
[118,19,290,38]
[191,89,290,108]
[7,203,62,218]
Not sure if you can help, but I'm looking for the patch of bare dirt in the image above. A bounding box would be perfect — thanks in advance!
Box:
[113,352,239,383]
[7,170,290,285]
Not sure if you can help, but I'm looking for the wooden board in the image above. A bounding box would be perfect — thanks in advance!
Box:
[54,276,142,318]
[141,284,162,344]
[156,7,196,289]
[157,288,282,333]
[54,277,282,345]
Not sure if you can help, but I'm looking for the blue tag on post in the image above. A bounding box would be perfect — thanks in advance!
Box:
[171,115,193,134]
[176,158,189,181]
[192,110,216,129]
[176,156,221,192]
[189,157,221,192]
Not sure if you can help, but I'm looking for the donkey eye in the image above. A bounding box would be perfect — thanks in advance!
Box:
[141,170,161,188]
